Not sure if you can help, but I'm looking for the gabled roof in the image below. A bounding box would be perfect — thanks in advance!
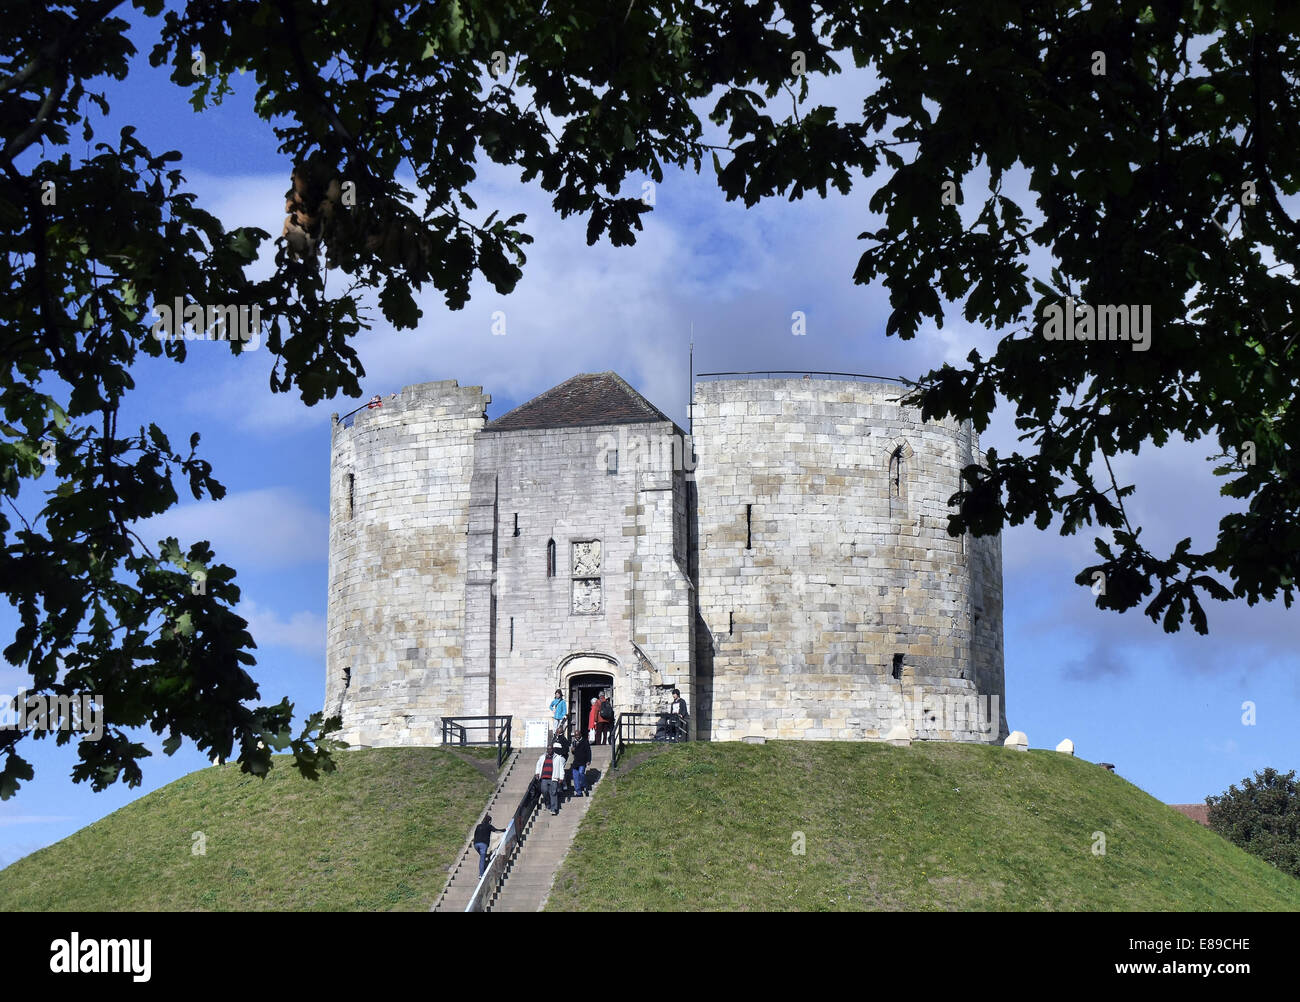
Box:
[484,371,678,433]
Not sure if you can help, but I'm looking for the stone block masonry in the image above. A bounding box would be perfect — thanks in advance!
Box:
[325,372,1007,748]
[465,421,694,732]
[691,378,1007,743]
[326,381,490,747]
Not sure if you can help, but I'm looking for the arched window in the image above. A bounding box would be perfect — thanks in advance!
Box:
[546,538,556,578]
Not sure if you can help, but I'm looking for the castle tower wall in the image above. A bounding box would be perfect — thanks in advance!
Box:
[324,370,1007,749]
[325,380,489,746]
[464,421,694,729]
[692,377,1006,743]
[970,513,1009,736]
[629,445,696,734]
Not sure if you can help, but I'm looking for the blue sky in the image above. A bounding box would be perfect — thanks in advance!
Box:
[3,10,1297,869]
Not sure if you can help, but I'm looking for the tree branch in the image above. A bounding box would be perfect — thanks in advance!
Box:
[0,0,126,95]
[3,70,68,161]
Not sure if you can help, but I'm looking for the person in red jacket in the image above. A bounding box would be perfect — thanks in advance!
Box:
[587,696,602,745]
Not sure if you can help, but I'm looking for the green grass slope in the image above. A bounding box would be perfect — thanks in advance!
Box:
[547,741,1300,911]
[0,747,497,911]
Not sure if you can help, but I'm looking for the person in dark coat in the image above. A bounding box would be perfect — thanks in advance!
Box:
[571,732,592,796]
[553,725,572,798]
[668,687,689,740]
[596,692,615,745]
[473,814,505,877]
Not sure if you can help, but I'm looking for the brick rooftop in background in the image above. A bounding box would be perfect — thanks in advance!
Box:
[1170,804,1211,826]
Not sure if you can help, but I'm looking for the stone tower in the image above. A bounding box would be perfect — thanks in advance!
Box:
[325,371,1007,747]
[326,379,490,746]
[691,376,1006,742]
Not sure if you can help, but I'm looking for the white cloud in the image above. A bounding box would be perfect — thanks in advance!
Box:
[0,815,75,827]
[133,487,327,569]
[237,598,325,657]
[183,170,291,281]
[182,165,700,434]
[168,128,1300,697]
[1205,739,1240,756]
[178,154,949,436]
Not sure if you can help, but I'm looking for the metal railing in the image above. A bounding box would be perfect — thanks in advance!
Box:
[441,715,513,769]
[610,712,689,767]
[335,401,371,429]
[465,773,540,912]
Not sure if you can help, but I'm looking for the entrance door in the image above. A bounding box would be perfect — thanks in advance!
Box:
[567,670,613,742]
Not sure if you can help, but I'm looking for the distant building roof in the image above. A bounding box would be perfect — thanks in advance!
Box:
[1170,804,1211,826]
[484,371,678,433]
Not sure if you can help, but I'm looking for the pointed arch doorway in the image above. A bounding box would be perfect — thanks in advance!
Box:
[561,654,616,743]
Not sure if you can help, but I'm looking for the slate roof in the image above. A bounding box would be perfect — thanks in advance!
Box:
[484,371,678,433]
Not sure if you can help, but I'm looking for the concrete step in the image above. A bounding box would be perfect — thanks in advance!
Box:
[432,747,548,912]
[488,782,597,912]
[434,742,611,913]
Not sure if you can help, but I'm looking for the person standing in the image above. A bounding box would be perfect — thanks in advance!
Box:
[587,696,602,745]
[473,814,505,878]
[668,687,689,741]
[535,743,566,815]
[548,688,567,744]
[597,691,615,745]
[553,725,572,799]
[571,731,592,797]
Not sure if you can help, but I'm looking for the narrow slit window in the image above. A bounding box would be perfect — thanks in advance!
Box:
[347,473,355,519]
[509,617,514,651]
[546,538,556,578]
[888,446,908,518]
[513,512,519,537]
[745,504,753,550]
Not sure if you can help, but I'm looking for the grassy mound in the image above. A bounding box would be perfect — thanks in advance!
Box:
[546,741,1300,911]
[0,747,496,911]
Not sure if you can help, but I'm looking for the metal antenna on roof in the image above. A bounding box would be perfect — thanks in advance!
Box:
[688,324,694,437]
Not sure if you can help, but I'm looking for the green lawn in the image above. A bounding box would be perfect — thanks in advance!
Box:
[0,747,497,911]
[546,741,1300,911]
[8,740,1294,912]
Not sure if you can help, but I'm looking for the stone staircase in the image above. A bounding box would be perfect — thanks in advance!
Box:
[432,748,538,912]
[488,744,612,912]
